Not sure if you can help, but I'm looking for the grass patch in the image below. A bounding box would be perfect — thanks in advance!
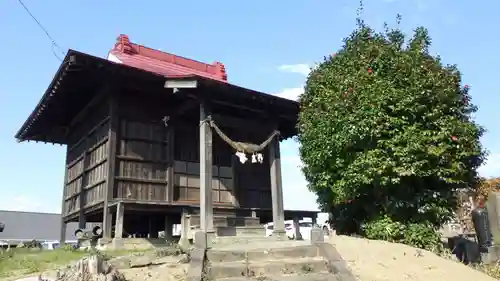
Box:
[0,247,148,278]
[438,247,500,280]
[471,263,500,279]
[0,248,88,277]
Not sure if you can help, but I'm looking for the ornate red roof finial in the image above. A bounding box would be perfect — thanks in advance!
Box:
[108,35,228,82]
[213,61,227,81]
[114,34,135,55]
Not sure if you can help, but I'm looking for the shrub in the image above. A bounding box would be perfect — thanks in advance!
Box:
[298,13,485,249]
[362,216,442,252]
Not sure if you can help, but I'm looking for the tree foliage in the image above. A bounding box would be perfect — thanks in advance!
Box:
[475,177,500,199]
[298,20,485,247]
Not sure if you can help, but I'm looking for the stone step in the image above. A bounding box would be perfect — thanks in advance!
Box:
[211,236,278,247]
[216,226,266,237]
[216,272,340,281]
[208,244,320,263]
[188,215,261,227]
[208,257,329,279]
[191,226,266,238]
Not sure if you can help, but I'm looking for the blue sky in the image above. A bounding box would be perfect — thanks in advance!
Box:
[0,0,499,213]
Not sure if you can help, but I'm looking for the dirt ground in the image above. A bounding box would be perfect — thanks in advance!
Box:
[6,255,189,281]
[118,262,188,281]
[328,235,498,281]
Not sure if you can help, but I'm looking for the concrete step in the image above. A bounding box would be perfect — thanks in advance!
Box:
[215,226,266,237]
[208,257,329,279]
[211,236,280,247]
[213,235,274,241]
[217,272,340,281]
[189,215,261,227]
[247,245,319,262]
[207,244,319,263]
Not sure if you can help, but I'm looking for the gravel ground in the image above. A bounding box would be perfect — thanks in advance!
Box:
[328,235,498,281]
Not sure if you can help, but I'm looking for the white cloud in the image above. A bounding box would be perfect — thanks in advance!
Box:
[278,64,311,77]
[275,87,303,101]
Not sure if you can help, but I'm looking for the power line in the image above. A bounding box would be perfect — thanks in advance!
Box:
[16,0,65,61]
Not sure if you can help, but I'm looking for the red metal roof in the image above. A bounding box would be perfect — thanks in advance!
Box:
[108,34,228,82]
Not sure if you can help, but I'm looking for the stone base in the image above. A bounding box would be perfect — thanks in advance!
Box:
[481,245,500,265]
[310,228,325,244]
[112,238,125,250]
[193,230,216,249]
[271,230,288,241]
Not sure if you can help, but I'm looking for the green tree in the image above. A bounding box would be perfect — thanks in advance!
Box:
[298,19,485,248]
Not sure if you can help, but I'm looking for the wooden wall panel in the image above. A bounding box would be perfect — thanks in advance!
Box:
[114,119,169,201]
[174,124,233,166]
[84,182,105,207]
[118,161,167,181]
[173,123,236,205]
[236,149,272,209]
[86,160,108,188]
[173,160,235,204]
[63,196,80,215]
[62,98,110,216]
[120,141,167,162]
[116,181,166,201]
[174,125,199,163]
[66,177,82,200]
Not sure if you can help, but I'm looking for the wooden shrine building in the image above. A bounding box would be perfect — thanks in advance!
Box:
[14,35,317,242]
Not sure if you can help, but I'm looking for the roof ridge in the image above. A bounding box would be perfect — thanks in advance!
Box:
[112,34,227,81]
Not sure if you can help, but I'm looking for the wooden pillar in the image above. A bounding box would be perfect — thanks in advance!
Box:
[269,135,285,235]
[148,216,158,238]
[293,216,303,240]
[59,148,70,246]
[231,156,240,207]
[166,126,175,202]
[199,102,214,233]
[103,94,118,238]
[79,150,88,229]
[164,215,174,241]
[114,202,124,238]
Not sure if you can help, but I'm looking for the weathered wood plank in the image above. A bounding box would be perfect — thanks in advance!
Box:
[103,94,118,238]
[269,135,285,233]
[60,146,70,245]
[199,102,214,232]
[116,180,166,201]
[166,126,175,202]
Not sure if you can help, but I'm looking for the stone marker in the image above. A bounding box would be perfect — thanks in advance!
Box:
[487,192,500,244]
[194,231,208,249]
[310,228,324,244]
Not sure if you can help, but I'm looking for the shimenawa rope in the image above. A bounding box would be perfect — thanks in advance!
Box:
[200,119,280,154]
